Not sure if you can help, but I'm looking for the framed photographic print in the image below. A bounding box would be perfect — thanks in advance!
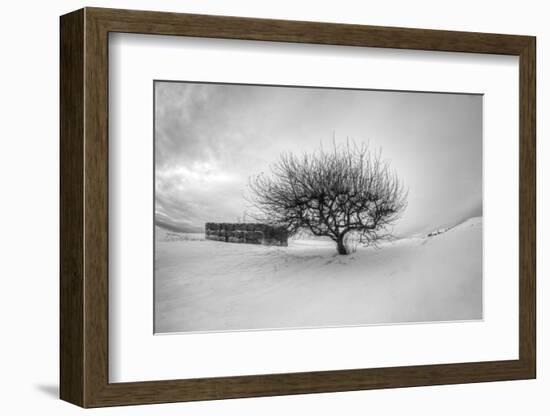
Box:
[60,7,536,408]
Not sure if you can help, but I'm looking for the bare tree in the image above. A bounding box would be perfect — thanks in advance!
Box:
[249,142,407,255]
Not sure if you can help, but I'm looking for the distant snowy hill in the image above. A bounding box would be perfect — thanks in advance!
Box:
[155,218,202,234]
[401,199,482,238]
[155,226,204,242]
[425,216,481,238]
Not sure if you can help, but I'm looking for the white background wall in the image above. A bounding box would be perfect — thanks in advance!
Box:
[0,0,546,414]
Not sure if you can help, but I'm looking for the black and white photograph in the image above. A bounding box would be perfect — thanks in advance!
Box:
[154,81,483,334]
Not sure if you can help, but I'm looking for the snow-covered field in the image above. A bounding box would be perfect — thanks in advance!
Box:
[155,218,482,333]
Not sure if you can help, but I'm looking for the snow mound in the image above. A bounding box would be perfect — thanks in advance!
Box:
[425,216,481,238]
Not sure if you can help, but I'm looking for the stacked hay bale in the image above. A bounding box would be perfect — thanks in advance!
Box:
[205,223,288,246]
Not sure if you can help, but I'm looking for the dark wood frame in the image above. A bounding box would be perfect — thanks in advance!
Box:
[60,7,536,408]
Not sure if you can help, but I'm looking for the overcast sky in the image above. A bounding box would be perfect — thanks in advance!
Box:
[154,81,482,236]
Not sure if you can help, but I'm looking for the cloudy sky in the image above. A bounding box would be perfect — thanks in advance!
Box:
[154,81,482,236]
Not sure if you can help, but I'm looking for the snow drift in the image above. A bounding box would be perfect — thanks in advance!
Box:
[155,217,482,333]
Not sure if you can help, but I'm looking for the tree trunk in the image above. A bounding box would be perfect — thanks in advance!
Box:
[336,235,348,255]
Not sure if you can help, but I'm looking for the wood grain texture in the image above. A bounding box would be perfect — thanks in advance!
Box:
[59,8,84,407]
[59,7,537,408]
[83,10,110,406]
[89,7,532,54]
[518,38,536,375]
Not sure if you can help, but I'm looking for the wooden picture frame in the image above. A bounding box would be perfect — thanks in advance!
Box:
[60,7,536,408]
